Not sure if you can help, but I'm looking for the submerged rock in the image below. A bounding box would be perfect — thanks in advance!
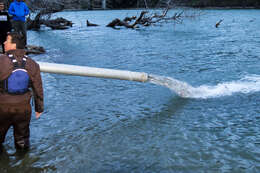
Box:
[25,45,46,55]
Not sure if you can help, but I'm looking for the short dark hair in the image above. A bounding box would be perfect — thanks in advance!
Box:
[7,32,25,49]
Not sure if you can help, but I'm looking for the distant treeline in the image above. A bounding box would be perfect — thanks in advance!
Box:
[112,0,260,8]
[180,0,260,8]
[3,0,260,10]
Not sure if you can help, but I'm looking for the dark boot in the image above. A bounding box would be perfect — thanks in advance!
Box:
[15,139,30,150]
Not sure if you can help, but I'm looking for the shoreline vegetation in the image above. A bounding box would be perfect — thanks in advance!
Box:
[59,0,260,10]
[3,0,260,10]
[63,6,260,11]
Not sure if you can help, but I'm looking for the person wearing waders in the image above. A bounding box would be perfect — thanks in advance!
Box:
[8,0,29,47]
[0,32,44,152]
[0,1,12,53]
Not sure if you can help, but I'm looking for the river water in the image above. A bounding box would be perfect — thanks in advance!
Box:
[1,9,260,172]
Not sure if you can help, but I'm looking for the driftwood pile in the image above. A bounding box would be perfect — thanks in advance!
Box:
[27,2,196,31]
[23,3,202,55]
[27,17,73,30]
[88,7,186,29]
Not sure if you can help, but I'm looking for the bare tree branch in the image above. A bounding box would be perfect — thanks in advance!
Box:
[105,2,197,30]
[26,0,74,30]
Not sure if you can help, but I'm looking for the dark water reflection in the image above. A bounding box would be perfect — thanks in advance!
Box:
[1,9,260,172]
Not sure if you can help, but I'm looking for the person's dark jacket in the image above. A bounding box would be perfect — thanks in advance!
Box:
[0,11,12,43]
[0,49,44,113]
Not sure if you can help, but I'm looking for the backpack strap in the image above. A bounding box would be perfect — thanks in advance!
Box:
[21,56,27,69]
[7,54,27,69]
[8,54,19,69]
[3,54,15,91]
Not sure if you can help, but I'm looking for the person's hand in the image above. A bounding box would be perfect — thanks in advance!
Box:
[36,112,42,119]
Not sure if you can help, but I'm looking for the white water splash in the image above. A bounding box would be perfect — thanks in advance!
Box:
[148,74,260,99]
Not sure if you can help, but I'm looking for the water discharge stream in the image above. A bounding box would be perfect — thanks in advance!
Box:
[148,74,260,99]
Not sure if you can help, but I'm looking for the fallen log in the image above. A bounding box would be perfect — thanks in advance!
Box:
[123,16,136,22]
[106,11,147,29]
[87,20,99,27]
[43,17,73,30]
[27,17,73,30]
[106,18,135,28]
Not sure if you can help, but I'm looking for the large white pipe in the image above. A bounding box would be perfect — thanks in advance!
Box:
[37,61,148,83]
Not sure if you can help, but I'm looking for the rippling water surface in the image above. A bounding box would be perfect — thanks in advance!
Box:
[1,9,260,173]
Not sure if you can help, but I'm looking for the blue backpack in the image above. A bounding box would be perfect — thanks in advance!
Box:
[5,54,30,94]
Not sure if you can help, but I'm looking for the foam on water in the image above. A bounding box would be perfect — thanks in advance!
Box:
[148,74,260,99]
